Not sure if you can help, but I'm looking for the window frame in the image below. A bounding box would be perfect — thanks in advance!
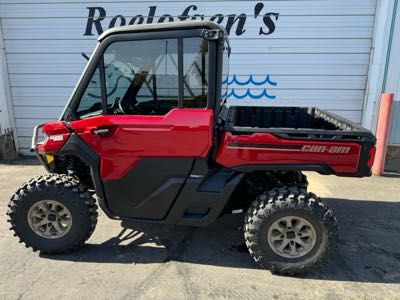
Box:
[65,29,216,120]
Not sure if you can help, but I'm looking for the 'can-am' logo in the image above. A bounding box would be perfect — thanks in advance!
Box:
[301,145,351,154]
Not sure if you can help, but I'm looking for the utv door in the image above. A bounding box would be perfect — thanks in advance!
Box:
[68,33,214,219]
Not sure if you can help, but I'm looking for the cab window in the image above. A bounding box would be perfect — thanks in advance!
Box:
[103,39,179,116]
[75,66,102,118]
[74,36,210,119]
[182,37,208,108]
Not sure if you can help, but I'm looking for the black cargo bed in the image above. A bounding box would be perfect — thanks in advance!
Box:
[222,106,375,142]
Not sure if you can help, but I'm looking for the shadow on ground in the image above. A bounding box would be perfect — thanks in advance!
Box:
[0,155,40,165]
[42,198,400,284]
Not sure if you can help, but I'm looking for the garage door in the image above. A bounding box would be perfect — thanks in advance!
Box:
[0,0,377,154]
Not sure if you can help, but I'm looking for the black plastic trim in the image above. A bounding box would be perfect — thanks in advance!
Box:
[178,38,184,108]
[164,159,244,226]
[98,56,107,114]
[104,159,244,227]
[207,41,217,110]
[57,133,116,219]
[353,139,375,177]
[102,158,193,220]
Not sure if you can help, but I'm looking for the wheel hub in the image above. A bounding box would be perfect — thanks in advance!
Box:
[286,231,295,239]
[47,213,57,222]
[267,216,316,258]
[27,200,72,239]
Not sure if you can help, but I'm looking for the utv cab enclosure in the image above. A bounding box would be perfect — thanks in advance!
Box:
[8,21,376,275]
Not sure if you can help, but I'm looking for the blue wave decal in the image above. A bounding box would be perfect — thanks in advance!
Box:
[265,75,278,86]
[222,74,277,100]
[222,89,276,100]
[222,75,277,86]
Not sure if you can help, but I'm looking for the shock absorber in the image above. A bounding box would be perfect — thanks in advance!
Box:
[67,157,75,177]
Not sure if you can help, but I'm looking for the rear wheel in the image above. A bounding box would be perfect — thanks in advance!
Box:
[244,186,338,275]
[7,174,98,253]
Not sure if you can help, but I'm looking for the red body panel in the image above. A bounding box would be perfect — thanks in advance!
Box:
[215,132,362,175]
[69,109,213,180]
[35,110,370,179]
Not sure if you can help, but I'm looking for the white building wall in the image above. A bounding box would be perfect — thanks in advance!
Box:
[0,20,13,135]
[0,0,378,154]
[385,0,400,145]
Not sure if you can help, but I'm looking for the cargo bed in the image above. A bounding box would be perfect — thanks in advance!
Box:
[222,106,375,142]
[216,106,376,177]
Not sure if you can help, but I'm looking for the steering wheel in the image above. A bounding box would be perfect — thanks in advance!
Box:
[120,97,142,114]
[105,58,135,114]
[106,59,150,115]
[118,97,127,114]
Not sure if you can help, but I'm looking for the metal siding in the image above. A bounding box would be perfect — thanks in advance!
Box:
[385,1,400,145]
[389,102,400,144]
[0,0,377,153]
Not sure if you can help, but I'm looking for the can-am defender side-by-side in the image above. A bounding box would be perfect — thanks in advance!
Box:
[7,21,376,275]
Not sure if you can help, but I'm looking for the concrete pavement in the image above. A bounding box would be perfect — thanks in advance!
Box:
[0,161,400,299]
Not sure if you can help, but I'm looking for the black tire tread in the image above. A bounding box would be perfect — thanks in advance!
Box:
[244,186,338,275]
[7,173,98,254]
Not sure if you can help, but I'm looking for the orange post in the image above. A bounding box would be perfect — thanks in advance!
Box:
[372,93,394,175]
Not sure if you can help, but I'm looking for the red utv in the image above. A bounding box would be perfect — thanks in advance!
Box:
[7,21,376,275]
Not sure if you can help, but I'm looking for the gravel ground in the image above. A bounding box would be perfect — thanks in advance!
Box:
[0,161,400,299]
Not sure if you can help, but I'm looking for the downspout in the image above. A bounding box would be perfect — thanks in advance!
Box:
[381,0,398,92]
[0,19,19,154]
[362,0,397,131]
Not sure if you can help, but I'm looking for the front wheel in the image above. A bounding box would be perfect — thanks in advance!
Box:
[244,186,338,275]
[7,174,98,254]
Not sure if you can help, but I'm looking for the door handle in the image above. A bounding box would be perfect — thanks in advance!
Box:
[92,128,110,135]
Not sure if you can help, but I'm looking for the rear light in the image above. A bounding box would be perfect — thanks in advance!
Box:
[36,122,71,154]
[367,146,376,168]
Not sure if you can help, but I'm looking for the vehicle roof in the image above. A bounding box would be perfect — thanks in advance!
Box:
[98,20,226,41]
